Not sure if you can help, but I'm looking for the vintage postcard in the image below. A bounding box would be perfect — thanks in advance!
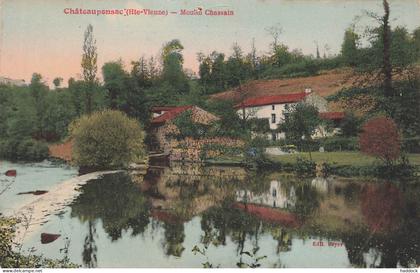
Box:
[0,0,419,271]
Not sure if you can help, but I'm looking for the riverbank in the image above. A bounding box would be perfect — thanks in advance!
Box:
[12,170,122,246]
[267,152,420,167]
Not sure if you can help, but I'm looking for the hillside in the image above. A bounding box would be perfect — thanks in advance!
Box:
[210,69,354,103]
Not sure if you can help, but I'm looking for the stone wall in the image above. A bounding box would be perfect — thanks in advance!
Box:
[170,137,245,162]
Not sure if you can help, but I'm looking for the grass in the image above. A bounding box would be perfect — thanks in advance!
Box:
[268,152,420,167]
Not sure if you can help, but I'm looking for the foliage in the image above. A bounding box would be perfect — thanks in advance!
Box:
[359,116,401,165]
[0,216,79,268]
[322,137,359,152]
[294,157,316,177]
[278,103,322,153]
[69,110,146,168]
[70,172,150,241]
[0,138,49,162]
[244,136,270,167]
[402,137,420,153]
[81,24,98,113]
[171,110,210,139]
[339,112,361,137]
[203,99,247,138]
[161,39,190,94]
[341,27,360,67]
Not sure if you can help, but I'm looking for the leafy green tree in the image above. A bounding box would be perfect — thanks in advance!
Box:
[226,43,251,87]
[43,91,77,140]
[29,73,48,138]
[69,110,146,168]
[278,103,322,157]
[339,112,361,137]
[204,99,246,138]
[81,24,98,113]
[53,77,63,89]
[161,39,189,94]
[341,27,360,67]
[413,27,420,60]
[68,78,86,117]
[131,56,153,88]
[102,61,128,109]
[271,44,292,67]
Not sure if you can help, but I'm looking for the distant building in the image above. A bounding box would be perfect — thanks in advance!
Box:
[234,89,344,140]
[0,76,26,87]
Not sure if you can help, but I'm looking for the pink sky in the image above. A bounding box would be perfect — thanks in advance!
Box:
[1,0,419,87]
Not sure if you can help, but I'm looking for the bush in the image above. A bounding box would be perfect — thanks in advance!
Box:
[322,137,359,152]
[16,139,49,161]
[359,116,401,164]
[0,138,48,162]
[294,157,316,176]
[69,110,146,168]
[402,137,420,153]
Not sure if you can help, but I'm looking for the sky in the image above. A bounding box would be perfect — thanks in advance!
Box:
[0,0,419,86]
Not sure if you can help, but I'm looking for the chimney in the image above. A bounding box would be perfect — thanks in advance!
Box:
[304,88,312,94]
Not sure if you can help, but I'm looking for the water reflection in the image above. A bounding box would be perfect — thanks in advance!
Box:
[64,164,420,268]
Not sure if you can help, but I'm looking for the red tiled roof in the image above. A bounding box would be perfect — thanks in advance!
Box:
[151,105,193,124]
[234,92,308,108]
[319,112,345,120]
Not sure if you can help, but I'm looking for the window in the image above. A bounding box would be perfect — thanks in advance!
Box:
[272,105,275,110]
[271,114,276,124]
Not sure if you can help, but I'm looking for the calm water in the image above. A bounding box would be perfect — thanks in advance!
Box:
[0,160,77,216]
[8,163,420,268]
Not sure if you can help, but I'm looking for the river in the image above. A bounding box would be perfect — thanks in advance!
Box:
[1,161,419,268]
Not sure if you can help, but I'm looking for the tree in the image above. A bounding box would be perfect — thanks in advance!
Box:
[69,110,146,168]
[381,0,392,98]
[81,24,98,113]
[339,112,361,137]
[53,77,63,89]
[341,27,360,66]
[359,116,401,165]
[29,73,48,138]
[102,61,127,109]
[226,43,251,87]
[278,103,322,158]
[265,23,283,52]
[161,39,189,94]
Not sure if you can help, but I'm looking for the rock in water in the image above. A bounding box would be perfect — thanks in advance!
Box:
[41,233,61,244]
[5,169,17,177]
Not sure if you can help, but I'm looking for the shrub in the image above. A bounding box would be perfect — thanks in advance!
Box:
[359,116,401,164]
[16,139,49,161]
[294,157,316,176]
[69,110,146,168]
[402,137,420,153]
[322,137,359,152]
[0,138,48,162]
[0,216,78,268]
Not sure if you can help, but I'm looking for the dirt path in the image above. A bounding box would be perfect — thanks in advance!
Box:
[12,170,122,246]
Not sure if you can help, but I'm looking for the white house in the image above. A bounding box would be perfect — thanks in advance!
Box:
[234,89,344,140]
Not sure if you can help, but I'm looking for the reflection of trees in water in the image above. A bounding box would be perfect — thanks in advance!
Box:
[162,222,185,257]
[71,172,150,240]
[293,183,321,218]
[70,172,150,267]
[361,182,402,233]
[340,182,420,268]
[200,200,294,258]
[82,220,97,268]
[270,227,292,254]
